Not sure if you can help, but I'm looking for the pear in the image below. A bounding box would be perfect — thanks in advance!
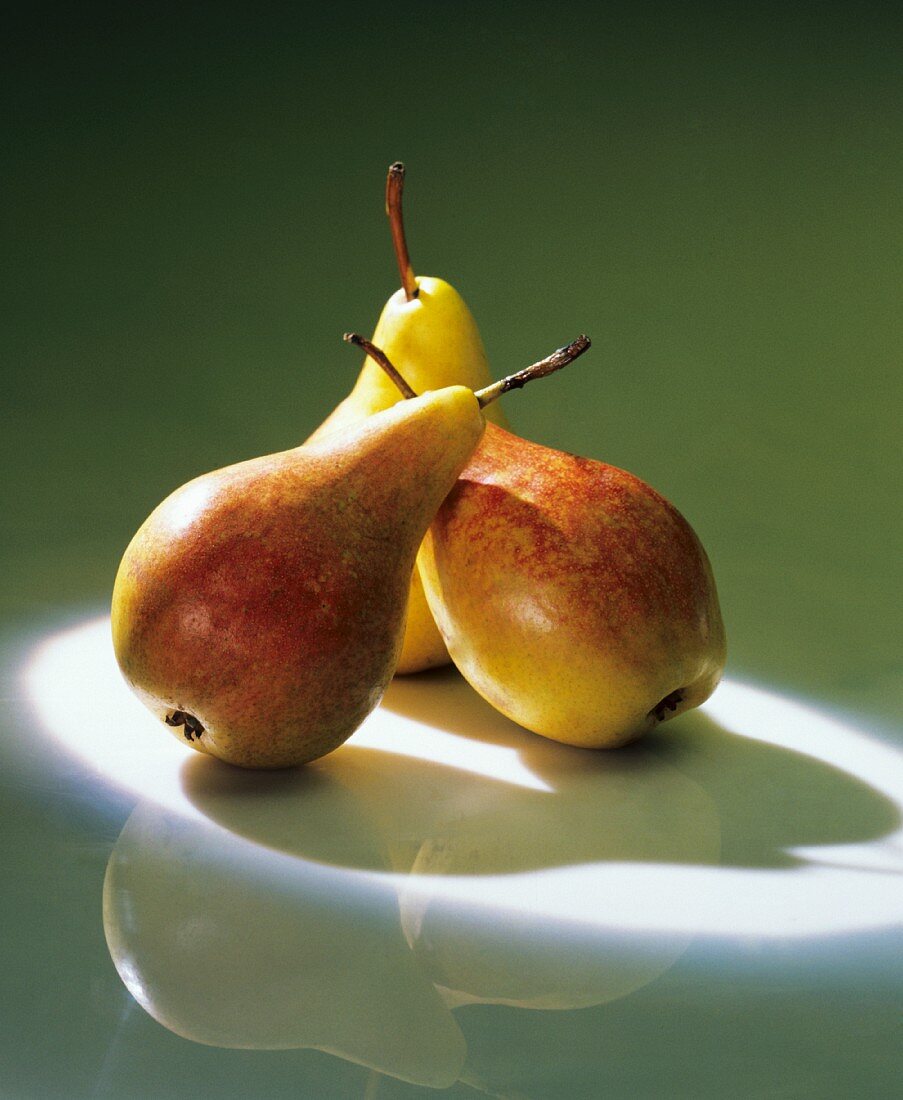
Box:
[308,163,507,673]
[417,424,726,748]
[111,383,485,768]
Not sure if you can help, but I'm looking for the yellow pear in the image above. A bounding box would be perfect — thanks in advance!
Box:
[308,164,507,673]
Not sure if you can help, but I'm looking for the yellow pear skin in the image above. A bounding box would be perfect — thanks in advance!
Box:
[309,277,507,673]
[112,386,485,768]
[418,424,726,748]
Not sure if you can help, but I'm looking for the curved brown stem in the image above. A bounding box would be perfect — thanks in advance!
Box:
[474,335,591,408]
[343,332,417,399]
[344,332,591,409]
[386,162,419,301]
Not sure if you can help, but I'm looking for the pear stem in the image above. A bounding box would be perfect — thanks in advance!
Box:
[386,162,419,302]
[474,335,592,408]
[344,332,591,408]
[343,332,417,399]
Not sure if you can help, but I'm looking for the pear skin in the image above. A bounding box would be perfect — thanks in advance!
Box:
[418,424,726,748]
[112,386,485,768]
[312,278,507,440]
[309,277,507,673]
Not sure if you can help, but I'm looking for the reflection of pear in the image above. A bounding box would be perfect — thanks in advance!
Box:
[394,739,720,1010]
[186,668,720,1014]
[103,801,465,1087]
[402,896,694,1013]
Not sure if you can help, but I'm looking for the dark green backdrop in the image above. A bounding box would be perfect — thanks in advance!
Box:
[5,2,901,732]
[3,4,903,1098]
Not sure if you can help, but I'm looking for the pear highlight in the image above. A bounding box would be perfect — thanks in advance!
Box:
[111,386,485,768]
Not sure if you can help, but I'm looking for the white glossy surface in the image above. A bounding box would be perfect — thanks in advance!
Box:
[23,616,903,944]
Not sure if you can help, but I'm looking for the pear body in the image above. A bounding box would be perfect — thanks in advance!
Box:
[310,277,506,673]
[418,425,726,748]
[112,387,484,768]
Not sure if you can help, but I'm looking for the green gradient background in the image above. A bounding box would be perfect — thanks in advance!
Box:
[2,4,902,1096]
[5,2,901,730]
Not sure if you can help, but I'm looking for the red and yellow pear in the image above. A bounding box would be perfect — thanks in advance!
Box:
[111,380,486,768]
[417,422,726,748]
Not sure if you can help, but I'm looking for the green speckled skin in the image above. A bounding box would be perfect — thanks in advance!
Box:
[112,387,484,768]
[419,424,726,748]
